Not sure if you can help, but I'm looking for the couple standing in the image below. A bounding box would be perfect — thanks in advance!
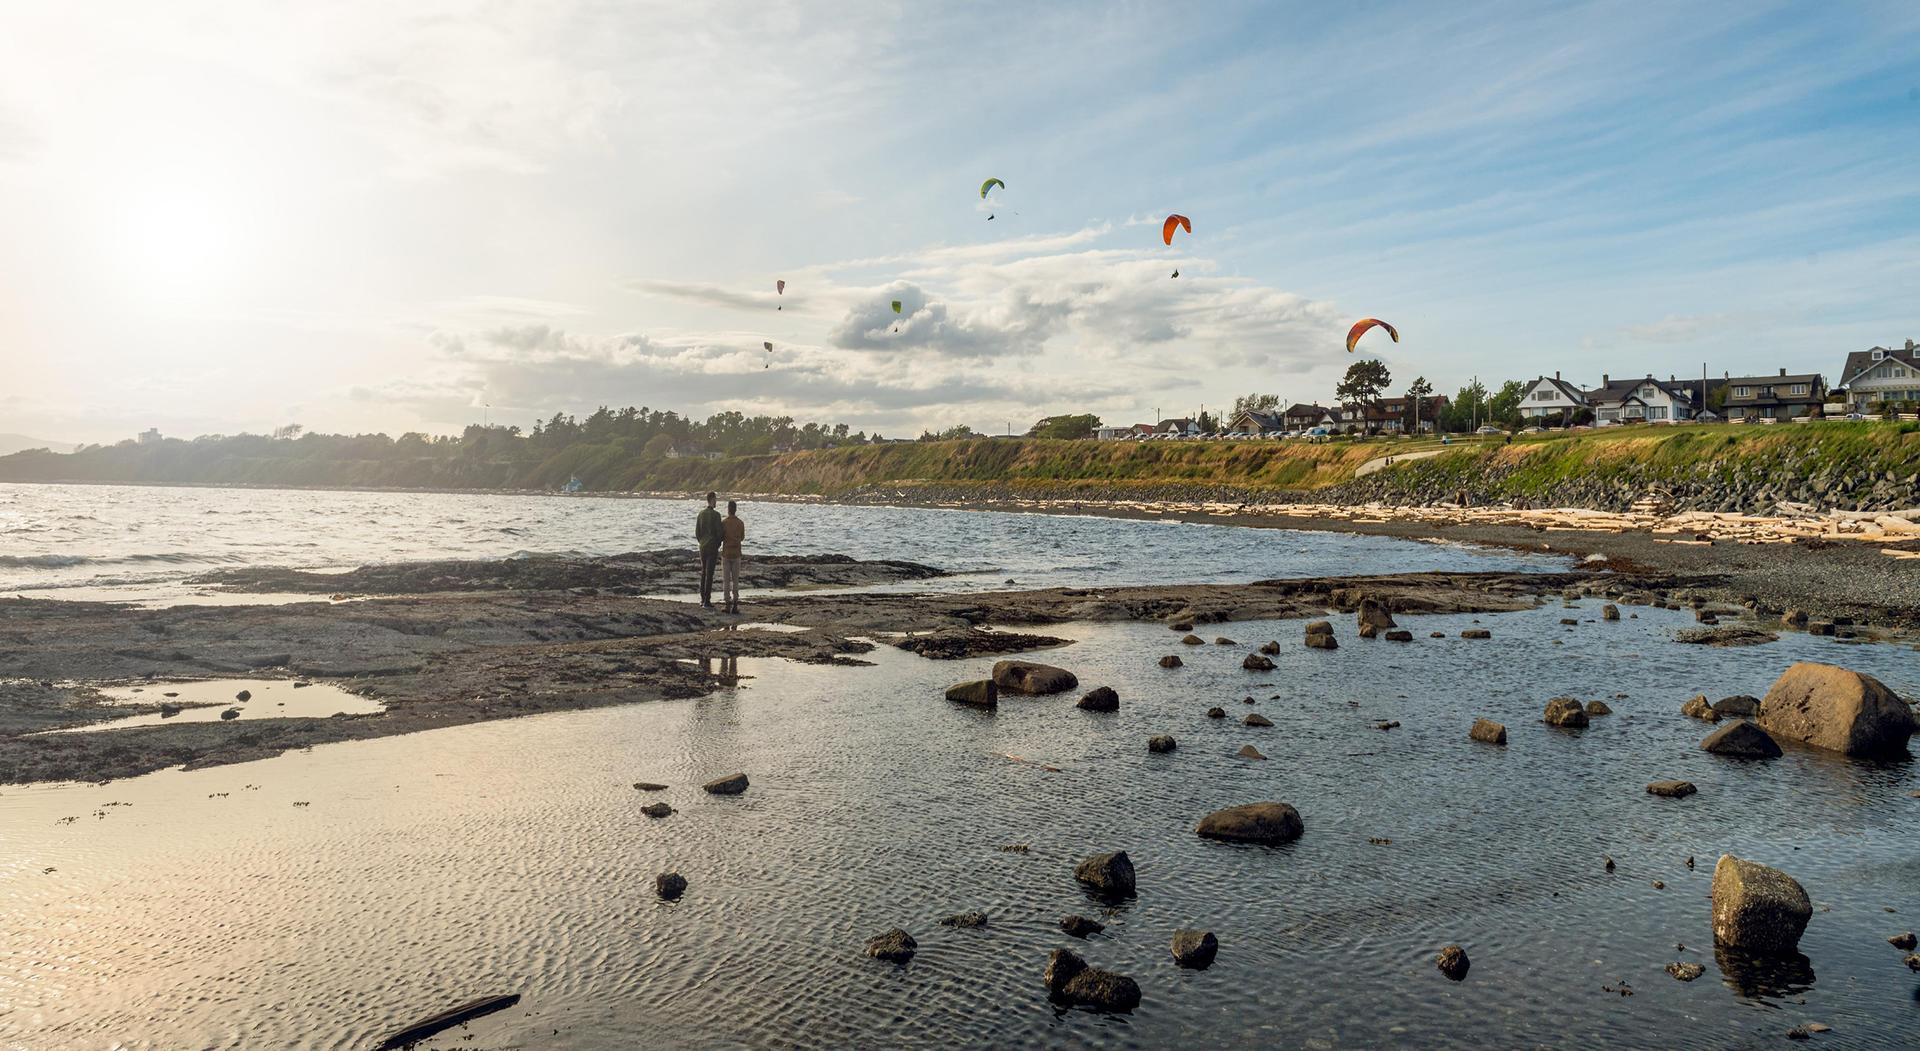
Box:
[694,491,746,612]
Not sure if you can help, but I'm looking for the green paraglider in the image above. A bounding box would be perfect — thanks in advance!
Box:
[979,178,1004,199]
[891,300,903,313]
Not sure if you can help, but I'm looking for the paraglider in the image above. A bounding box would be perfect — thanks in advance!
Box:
[1170,269,1180,279]
[1346,318,1399,353]
[981,178,1004,220]
[763,340,773,368]
[1163,214,1190,276]
[776,279,785,309]
[891,299,903,333]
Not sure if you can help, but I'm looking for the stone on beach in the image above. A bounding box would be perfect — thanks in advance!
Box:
[1170,929,1219,969]
[1584,700,1613,716]
[640,802,674,818]
[1757,661,1917,758]
[1074,852,1136,896]
[1181,634,1205,646]
[1460,628,1491,639]
[992,660,1079,696]
[1712,854,1811,954]
[1077,686,1118,712]
[235,689,251,702]
[945,680,998,708]
[1701,720,1782,759]
[1711,695,1760,718]
[1195,802,1304,844]
[702,772,750,795]
[1147,734,1177,753]
[1384,629,1413,641]
[1469,718,1507,745]
[1435,944,1470,981]
[1543,697,1588,728]
[219,708,241,720]
[866,928,917,963]
[1242,654,1275,671]
[1060,914,1105,938]
[1206,706,1226,719]
[1244,713,1272,727]
[1042,949,1140,1012]
[1682,694,1721,722]
[1666,961,1704,981]
[1159,655,1183,668]
[1237,745,1267,760]
[939,911,988,928]
[655,871,687,899]
[1646,780,1697,798]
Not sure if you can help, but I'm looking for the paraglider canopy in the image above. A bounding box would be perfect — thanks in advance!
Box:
[1346,318,1399,353]
[891,300,903,314]
[1162,214,1191,246]
[776,279,785,294]
[979,178,1004,199]
[763,341,773,351]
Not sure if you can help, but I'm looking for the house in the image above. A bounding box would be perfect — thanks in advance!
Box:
[1584,374,1695,424]
[1722,369,1826,421]
[1362,395,1450,434]
[1154,417,1202,436]
[1226,409,1286,435]
[1281,403,1341,430]
[1519,374,1589,420]
[1835,340,1920,411]
[137,428,162,444]
[1094,426,1129,440]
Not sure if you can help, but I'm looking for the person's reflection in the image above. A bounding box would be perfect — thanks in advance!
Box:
[697,654,740,683]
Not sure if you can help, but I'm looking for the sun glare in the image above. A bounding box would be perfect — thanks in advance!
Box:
[110,179,251,308]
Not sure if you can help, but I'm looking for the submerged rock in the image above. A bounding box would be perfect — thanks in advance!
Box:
[1147,734,1177,754]
[1076,686,1118,712]
[992,660,1079,696]
[1712,854,1811,954]
[1304,620,1333,637]
[1460,628,1491,639]
[1758,661,1917,758]
[1073,851,1136,896]
[1213,637,1235,646]
[939,911,989,928]
[655,871,687,900]
[1666,961,1704,981]
[1060,914,1105,938]
[1584,700,1613,716]
[1358,598,1397,633]
[1042,949,1139,1012]
[1181,634,1205,646]
[1646,780,1697,798]
[1206,706,1227,719]
[1244,713,1272,727]
[1170,929,1219,969]
[1159,655,1183,669]
[1701,720,1782,759]
[1469,719,1507,745]
[1305,634,1338,650]
[865,928,918,963]
[1675,626,1779,647]
[702,772,750,795]
[1242,653,1275,671]
[1435,944,1470,981]
[1602,603,1620,621]
[1889,931,1917,950]
[945,680,998,708]
[1682,694,1721,722]
[1543,697,1588,728]
[1237,745,1268,760]
[1258,641,1281,656]
[1712,695,1760,718]
[1384,630,1413,642]
[632,782,668,791]
[1195,802,1303,844]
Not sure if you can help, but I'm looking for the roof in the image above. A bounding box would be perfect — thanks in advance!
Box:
[1282,403,1335,418]
[1157,417,1197,430]
[1584,375,1694,405]
[1837,345,1920,388]
[1526,375,1588,403]
[1231,409,1285,430]
[1723,373,1826,407]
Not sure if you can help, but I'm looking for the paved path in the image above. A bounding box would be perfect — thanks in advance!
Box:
[1354,447,1450,477]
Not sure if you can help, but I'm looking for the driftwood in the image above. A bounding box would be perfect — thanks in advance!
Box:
[378,993,522,1050]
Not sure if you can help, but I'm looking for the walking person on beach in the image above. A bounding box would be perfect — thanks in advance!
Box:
[695,491,723,609]
[721,500,746,614]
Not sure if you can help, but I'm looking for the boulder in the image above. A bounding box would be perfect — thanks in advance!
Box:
[1304,620,1333,636]
[655,871,687,900]
[1258,641,1281,656]
[1782,609,1809,628]
[1646,780,1697,798]
[235,689,252,702]
[1460,628,1492,639]
[1675,626,1778,647]
[1244,713,1272,727]
[1468,719,1507,745]
[1543,697,1588,728]
[1195,802,1304,844]
[939,911,988,928]
[1243,654,1275,671]
[1430,631,1446,638]
[1682,694,1721,722]
[1602,604,1620,621]
[1666,962,1704,981]
[1358,622,1380,639]
[1358,598,1397,632]
[1435,944,1470,981]
[1891,932,1918,950]
[1807,620,1835,637]
[1213,637,1235,646]
[1159,655,1183,669]
[1585,700,1613,716]
[1712,854,1811,954]
[1077,686,1118,712]
[946,680,998,708]
[1147,734,1177,754]
[1305,634,1338,650]
[220,708,241,720]
[1237,745,1267,760]
[1168,621,1194,632]
[1712,694,1760,718]
[1701,720,1782,759]
[1073,851,1135,896]
[1181,634,1206,646]
[1043,950,1140,1012]
[1170,929,1219,969]
[1206,706,1226,719]
[865,928,917,963]
[1758,662,1917,758]
[1060,914,1105,938]
[993,660,1079,696]
[1384,630,1413,642]
[640,802,674,818]
[703,772,750,794]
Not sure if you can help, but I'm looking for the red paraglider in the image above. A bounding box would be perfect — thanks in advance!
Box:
[1346,318,1399,353]
[1161,214,1191,246]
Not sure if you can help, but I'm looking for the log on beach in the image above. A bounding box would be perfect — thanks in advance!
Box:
[378,993,522,1049]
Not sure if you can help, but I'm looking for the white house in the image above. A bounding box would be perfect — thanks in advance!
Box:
[1154,417,1202,436]
[1836,340,1920,411]
[1227,409,1285,435]
[1519,374,1589,420]
[1585,374,1695,423]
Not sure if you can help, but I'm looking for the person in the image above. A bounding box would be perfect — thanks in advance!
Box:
[720,500,746,614]
[694,491,723,608]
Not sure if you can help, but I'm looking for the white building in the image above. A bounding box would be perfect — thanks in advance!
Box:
[1836,340,1920,411]
[1585,374,1695,423]
[1519,374,1589,419]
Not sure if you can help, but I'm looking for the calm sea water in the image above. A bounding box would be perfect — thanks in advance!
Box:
[0,482,1560,601]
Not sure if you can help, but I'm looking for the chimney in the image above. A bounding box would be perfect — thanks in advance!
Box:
[1907,339,1915,352]
[1602,373,1609,385]
[1554,370,1561,381]
[1778,368,1786,377]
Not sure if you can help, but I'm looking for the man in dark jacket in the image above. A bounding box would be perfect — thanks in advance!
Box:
[695,491,723,608]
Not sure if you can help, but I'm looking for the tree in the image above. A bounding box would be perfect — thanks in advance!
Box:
[641,433,675,459]
[272,423,304,440]
[1196,410,1218,433]
[1335,360,1392,420]
[1028,413,1102,439]
[1230,393,1282,417]
[1403,377,1433,432]
[1487,380,1527,429]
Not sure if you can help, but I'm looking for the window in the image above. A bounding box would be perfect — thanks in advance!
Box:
[1790,384,1807,395]
[1733,386,1752,398]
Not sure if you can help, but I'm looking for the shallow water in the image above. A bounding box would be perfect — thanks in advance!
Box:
[4,602,1917,1049]
[0,483,1561,601]
[41,679,383,734]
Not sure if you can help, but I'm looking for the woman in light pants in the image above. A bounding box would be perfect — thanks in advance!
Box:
[720,501,746,614]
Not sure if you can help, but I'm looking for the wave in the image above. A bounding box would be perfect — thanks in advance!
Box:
[0,552,251,569]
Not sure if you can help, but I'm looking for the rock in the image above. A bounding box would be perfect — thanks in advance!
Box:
[1675,626,1778,647]
[1170,929,1219,969]
[1168,621,1193,632]
[1469,718,1507,745]
[939,911,988,928]
[1181,634,1205,646]
[1602,604,1620,620]
[1213,637,1235,646]
[1159,655,1183,668]
[1782,609,1809,627]
[235,689,251,702]
[655,871,687,900]
[1460,628,1491,639]
[1889,931,1916,950]
[1758,661,1917,758]
[1358,598,1397,631]
[1244,713,1272,727]
[632,782,668,791]
[158,704,181,717]
[1435,944,1470,981]
[1375,720,1400,731]
[897,629,1071,660]
[1305,634,1338,650]
[1712,854,1812,954]
[1647,780,1697,798]
[1242,654,1275,671]
[865,928,917,963]
[946,680,998,708]
[219,708,241,720]
[1073,851,1135,896]
[1808,620,1835,637]
[1358,622,1380,639]
[1430,631,1446,638]
[1666,961,1704,981]
[1701,720,1782,759]
[1560,618,1579,626]
[1147,734,1177,754]
[1206,706,1226,719]
[992,660,1079,696]
[1043,950,1140,1012]
[1786,1026,1811,1041]
[703,772,750,794]
[1304,620,1333,636]
[1258,641,1281,656]
[1585,700,1613,716]
[1907,953,1920,972]
[1076,686,1118,712]
[1195,802,1304,844]
[1384,630,1413,642]
[1060,914,1105,938]
[1543,697,1589,728]
[1237,745,1267,760]
[1712,695,1760,718]
[640,802,674,818]
[1682,694,1722,722]
[1042,948,1086,992]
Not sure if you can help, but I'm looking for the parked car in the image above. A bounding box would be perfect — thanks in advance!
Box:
[1474,425,1505,435]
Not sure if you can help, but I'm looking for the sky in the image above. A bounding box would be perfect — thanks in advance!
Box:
[1,0,1917,445]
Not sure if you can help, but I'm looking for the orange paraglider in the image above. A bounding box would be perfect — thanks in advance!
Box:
[1346,318,1399,353]
[1161,214,1191,246]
